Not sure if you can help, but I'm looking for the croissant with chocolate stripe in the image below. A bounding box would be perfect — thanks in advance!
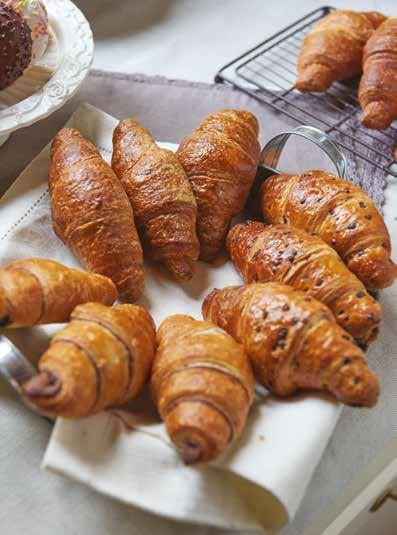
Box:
[261,170,397,291]
[22,303,156,418]
[227,222,381,347]
[151,314,254,464]
[203,283,379,407]
[0,258,117,328]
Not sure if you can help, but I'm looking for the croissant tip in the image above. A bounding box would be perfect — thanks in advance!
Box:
[181,441,203,465]
[22,370,62,398]
[360,102,392,130]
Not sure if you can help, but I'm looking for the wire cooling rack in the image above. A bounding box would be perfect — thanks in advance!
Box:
[215,6,397,179]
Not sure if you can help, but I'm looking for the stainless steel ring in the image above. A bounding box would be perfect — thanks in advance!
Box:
[260,125,347,179]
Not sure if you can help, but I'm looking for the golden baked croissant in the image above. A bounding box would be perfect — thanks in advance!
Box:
[227,222,381,347]
[359,17,397,130]
[151,314,254,464]
[203,283,379,407]
[296,10,386,92]
[261,170,397,291]
[22,303,156,418]
[0,258,117,328]
[49,128,144,302]
[112,119,199,281]
[176,109,261,261]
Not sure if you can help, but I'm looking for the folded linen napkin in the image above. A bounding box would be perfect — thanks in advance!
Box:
[0,102,347,532]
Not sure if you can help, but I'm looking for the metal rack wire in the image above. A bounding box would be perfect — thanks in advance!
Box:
[215,6,397,179]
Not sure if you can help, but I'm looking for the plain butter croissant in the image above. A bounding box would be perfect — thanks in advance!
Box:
[359,17,397,130]
[176,109,261,261]
[0,258,117,327]
[261,170,397,290]
[49,128,144,302]
[151,314,254,464]
[227,222,381,347]
[296,10,386,92]
[203,283,379,407]
[112,119,199,281]
[22,303,156,418]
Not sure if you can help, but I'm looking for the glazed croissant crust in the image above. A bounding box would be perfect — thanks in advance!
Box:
[0,258,117,327]
[49,128,145,302]
[261,170,397,291]
[359,17,397,130]
[151,314,254,464]
[227,221,381,347]
[112,119,199,281]
[203,283,379,407]
[296,10,386,92]
[22,303,156,418]
[176,109,261,261]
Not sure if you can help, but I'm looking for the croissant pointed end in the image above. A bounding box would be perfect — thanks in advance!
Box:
[201,288,219,319]
[296,64,334,92]
[360,102,392,130]
[163,256,195,282]
[22,370,62,398]
[181,441,203,465]
[330,365,380,408]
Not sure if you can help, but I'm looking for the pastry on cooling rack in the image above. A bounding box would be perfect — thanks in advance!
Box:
[295,10,386,93]
[359,17,397,130]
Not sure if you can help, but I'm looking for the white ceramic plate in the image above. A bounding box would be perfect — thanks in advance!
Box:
[0,0,93,144]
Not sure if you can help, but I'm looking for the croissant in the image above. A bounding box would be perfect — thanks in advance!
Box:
[22,303,156,418]
[359,17,397,130]
[176,109,261,261]
[227,222,381,347]
[49,128,145,302]
[112,119,199,281]
[296,10,386,92]
[0,258,117,328]
[203,283,379,407]
[151,314,254,464]
[261,170,397,291]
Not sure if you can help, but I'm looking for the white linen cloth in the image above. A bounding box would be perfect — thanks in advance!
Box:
[0,103,391,532]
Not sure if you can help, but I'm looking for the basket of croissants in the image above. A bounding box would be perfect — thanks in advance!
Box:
[1,108,395,465]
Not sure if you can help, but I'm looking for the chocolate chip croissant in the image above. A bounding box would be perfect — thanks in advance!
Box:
[151,314,254,464]
[22,303,156,418]
[227,221,381,347]
[261,170,397,291]
[203,283,379,407]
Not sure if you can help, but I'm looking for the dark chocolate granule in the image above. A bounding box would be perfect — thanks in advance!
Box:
[356,291,365,298]
[347,222,357,230]
[365,214,372,220]
[282,303,290,311]
[359,202,366,208]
